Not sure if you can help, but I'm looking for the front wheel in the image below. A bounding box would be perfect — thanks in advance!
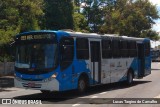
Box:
[78,77,87,93]
[126,70,133,85]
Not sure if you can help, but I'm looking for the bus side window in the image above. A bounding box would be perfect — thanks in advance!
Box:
[76,38,89,60]
[145,42,150,57]
[60,37,74,71]
[131,41,137,57]
[120,40,128,57]
[102,39,112,58]
[112,39,120,58]
[128,41,137,57]
[127,41,131,57]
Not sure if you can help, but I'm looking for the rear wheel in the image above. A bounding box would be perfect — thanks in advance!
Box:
[78,77,88,93]
[126,70,133,85]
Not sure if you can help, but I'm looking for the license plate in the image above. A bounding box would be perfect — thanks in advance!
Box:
[27,82,35,87]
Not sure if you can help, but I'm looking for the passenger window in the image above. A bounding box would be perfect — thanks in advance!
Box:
[145,42,150,57]
[112,39,120,58]
[76,38,89,60]
[120,40,128,57]
[128,41,137,57]
[60,37,74,70]
[102,39,112,58]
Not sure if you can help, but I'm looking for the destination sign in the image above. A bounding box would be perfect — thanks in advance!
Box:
[20,34,55,40]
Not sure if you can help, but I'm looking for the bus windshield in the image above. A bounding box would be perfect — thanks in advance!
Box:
[15,33,58,70]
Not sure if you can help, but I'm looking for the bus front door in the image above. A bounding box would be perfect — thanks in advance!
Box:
[90,41,101,84]
[138,44,145,77]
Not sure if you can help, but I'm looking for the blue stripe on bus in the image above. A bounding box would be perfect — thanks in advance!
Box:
[119,58,138,82]
[15,60,90,91]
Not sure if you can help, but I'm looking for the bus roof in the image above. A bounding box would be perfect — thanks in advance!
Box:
[67,31,150,41]
[16,30,57,37]
[16,30,150,41]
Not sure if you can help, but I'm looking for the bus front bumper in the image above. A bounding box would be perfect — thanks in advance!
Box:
[14,77,59,91]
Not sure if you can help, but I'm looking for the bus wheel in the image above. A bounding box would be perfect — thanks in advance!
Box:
[126,70,133,85]
[78,77,87,93]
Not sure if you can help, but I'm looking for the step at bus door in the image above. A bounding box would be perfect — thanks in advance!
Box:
[138,44,145,77]
[90,41,101,84]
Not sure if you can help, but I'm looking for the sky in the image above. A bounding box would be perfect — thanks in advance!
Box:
[149,0,160,32]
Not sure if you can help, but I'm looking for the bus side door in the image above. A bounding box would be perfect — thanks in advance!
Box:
[137,43,145,77]
[90,41,101,84]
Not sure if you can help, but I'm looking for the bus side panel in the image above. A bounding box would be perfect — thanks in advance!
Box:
[144,50,151,76]
[137,40,151,78]
[101,59,110,84]
[130,58,139,78]
[144,56,151,76]
[118,58,138,81]
[137,43,145,78]
[110,58,129,83]
[58,60,91,91]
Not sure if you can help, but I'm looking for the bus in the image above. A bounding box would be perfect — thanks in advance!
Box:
[14,30,151,93]
[151,49,160,62]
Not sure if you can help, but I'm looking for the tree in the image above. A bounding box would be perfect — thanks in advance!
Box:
[100,0,159,38]
[45,0,74,30]
[0,0,19,61]
[0,0,44,36]
[79,0,106,32]
[74,0,80,6]
[0,0,44,61]
[73,12,88,31]
[141,30,160,40]
[18,0,44,32]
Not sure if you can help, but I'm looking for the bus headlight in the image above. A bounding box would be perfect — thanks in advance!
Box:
[51,73,58,79]
[43,73,58,82]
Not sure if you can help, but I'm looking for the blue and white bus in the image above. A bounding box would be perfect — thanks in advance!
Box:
[151,49,160,62]
[14,30,151,93]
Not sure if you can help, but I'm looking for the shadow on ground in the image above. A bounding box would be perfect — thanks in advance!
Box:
[151,68,160,70]
[13,80,151,104]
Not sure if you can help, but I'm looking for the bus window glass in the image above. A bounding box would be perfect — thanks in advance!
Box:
[145,42,150,56]
[60,37,74,70]
[128,41,137,57]
[112,39,120,58]
[15,44,58,69]
[102,39,112,58]
[76,38,89,59]
[120,40,128,57]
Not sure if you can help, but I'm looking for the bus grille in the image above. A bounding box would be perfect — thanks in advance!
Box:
[22,83,41,88]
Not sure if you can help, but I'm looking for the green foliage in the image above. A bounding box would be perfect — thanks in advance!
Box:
[73,12,88,31]
[0,0,44,61]
[0,0,160,61]
[141,30,160,40]
[100,0,159,38]
[74,0,80,6]
[44,0,74,30]
[18,0,44,32]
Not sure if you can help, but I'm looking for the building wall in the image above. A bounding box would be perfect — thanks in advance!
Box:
[0,62,14,76]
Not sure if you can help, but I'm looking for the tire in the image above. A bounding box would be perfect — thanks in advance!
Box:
[78,77,87,93]
[126,70,133,85]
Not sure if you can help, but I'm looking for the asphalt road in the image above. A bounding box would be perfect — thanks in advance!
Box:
[1,62,160,107]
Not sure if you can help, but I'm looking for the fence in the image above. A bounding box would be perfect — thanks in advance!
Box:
[0,62,14,76]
